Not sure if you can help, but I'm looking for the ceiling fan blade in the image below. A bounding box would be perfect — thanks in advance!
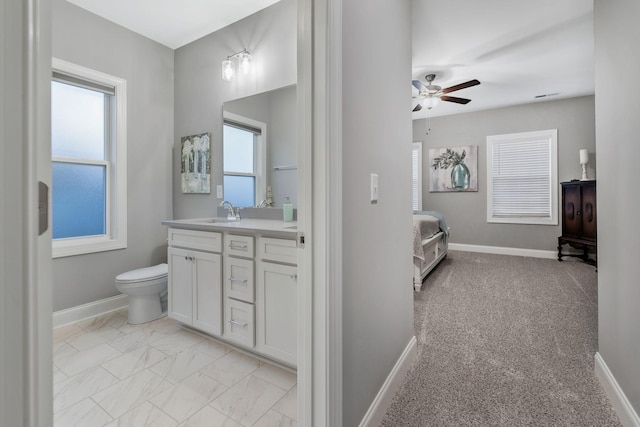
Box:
[441,79,480,94]
[412,80,426,92]
[440,95,471,105]
[413,103,423,112]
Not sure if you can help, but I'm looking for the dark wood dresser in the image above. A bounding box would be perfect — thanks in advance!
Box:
[558,180,597,265]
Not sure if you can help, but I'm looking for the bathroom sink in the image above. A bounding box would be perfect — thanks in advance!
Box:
[191,218,236,224]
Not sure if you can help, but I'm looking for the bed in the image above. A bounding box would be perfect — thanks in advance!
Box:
[413,211,449,290]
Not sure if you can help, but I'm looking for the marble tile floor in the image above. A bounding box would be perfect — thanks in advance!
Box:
[53,309,297,427]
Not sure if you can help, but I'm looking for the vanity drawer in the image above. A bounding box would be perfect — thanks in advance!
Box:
[225,234,254,258]
[168,228,222,253]
[224,257,255,303]
[258,237,297,265]
[224,299,255,348]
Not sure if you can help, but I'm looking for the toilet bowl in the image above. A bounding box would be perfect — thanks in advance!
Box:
[115,263,168,325]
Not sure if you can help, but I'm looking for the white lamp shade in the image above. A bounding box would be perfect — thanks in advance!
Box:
[222,59,235,81]
[579,149,589,165]
[421,96,440,110]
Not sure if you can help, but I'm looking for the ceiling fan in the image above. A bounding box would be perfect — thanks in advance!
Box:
[412,74,481,112]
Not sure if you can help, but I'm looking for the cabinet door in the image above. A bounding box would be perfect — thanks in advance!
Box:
[168,247,193,324]
[256,261,297,366]
[562,184,582,238]
[581,182,597,241]
[192,252,222,336]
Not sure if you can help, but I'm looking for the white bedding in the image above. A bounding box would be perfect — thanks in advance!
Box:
[413,215,440,261]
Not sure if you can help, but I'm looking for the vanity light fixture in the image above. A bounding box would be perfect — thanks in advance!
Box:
[221,49,252,81]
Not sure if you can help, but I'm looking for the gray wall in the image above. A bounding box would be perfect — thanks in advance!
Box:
[224,85,297,207]
[413,96,595,251]
[52,0,174,311]
[342,0,414,425]
[173,0,296,219]
[595,0,640,415]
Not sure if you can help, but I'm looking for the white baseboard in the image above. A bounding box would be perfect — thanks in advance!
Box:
[359,336,417,427]
[595,352,640,427]
[53,294,128,329]
[448,243,557,260]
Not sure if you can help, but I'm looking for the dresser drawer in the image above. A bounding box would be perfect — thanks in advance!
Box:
[224,257,255,303]
[224,299,255,348]
[225,234,255,258]
[258,237,297,265]
[168,228,222,253]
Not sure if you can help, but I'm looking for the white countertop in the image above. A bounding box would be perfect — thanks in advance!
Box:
[162,217,298,238]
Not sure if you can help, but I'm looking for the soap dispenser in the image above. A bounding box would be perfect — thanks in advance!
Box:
[283,196,293,222]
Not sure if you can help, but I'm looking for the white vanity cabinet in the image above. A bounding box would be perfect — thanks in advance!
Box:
[165,223,298,368]
[167,229,223,336]
[256,237,298,366]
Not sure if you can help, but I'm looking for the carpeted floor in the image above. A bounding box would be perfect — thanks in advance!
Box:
[381,251,622,427]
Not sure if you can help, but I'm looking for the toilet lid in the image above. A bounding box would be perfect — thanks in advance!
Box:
[116,263,168,283]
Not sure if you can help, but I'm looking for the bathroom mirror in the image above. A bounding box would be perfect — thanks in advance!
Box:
[222,84,297,208]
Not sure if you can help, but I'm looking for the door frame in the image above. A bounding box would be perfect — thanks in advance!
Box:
[1,0,53,426]
[297,0,343,424]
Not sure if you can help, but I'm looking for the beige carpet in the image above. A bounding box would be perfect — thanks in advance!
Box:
[381,251,622,427]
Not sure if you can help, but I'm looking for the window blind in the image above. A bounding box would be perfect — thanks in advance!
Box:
[412,143,422,211]
[490,138,551,218]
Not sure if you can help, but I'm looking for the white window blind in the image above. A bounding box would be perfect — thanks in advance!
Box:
[412,142,422,211]
[487,129,558,225]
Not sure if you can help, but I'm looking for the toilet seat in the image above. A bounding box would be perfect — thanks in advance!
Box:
[116,263,168,284]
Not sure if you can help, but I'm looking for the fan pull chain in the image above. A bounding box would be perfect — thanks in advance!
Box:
[427,109,432,135]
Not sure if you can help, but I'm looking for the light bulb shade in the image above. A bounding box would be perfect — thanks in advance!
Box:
[222,59,235,81]
[239,51,252,75]
[421,96,440,110]
[579,149,589,165]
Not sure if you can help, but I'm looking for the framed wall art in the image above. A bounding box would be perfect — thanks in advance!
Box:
[429,145,478,192]
[181,132,211,194]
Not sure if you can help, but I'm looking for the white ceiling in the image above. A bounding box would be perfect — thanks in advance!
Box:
[65,0,594,118]
[66,0,282,49]
[412,0,594,118]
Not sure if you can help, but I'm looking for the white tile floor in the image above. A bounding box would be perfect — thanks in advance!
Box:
[53,310,297,427]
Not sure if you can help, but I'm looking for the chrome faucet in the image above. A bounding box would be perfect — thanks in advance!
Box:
[219,200,236,221]
[257,199,268,208]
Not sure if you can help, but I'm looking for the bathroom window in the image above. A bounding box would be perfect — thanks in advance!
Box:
[486,129,558,225]
[223,112,266,207]
[51,59,127,258]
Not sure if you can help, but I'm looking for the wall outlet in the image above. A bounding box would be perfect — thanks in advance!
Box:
[217,185,223,198]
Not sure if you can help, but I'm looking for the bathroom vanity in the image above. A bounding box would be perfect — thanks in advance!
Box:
[161,218,298,367]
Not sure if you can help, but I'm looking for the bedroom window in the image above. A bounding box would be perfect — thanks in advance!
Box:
[223,112,266,207]
[412,142,423,211]
[486,129,558,225]
[51,58,127,258]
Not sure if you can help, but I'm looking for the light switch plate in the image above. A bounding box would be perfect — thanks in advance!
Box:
[370,173,379,202]
[217,185,223,198]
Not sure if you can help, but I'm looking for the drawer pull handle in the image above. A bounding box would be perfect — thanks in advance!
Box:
[228,319,248,328]
[290,274,297,281]
[228,277,248,284]
[229,244,248,251]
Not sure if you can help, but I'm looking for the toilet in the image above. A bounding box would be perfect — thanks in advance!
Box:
[115,263,168,325]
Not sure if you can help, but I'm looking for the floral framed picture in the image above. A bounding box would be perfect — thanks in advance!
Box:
[181,132,211,194]
[429,145,478,192]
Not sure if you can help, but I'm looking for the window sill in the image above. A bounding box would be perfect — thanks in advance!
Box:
[52,237,127,258]
[487,216,558,226]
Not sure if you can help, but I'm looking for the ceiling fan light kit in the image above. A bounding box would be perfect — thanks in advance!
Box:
[412,73,480,112]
